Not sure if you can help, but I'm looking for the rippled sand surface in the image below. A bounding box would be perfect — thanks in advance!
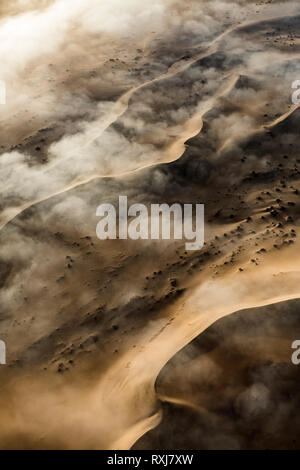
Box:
[0,0,300,449]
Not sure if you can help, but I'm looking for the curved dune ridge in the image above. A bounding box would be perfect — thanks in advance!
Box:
[134,299,300,449]
[1,6,300,229]
[0,0,300,450]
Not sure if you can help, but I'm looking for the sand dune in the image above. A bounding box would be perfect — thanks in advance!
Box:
[0,0,300,450]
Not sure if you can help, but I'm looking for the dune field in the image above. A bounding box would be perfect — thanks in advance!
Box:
[0,0,300,450]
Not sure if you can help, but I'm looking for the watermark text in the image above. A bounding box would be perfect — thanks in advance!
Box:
[96,196,204,250]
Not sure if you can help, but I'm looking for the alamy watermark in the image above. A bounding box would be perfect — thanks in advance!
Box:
[0,82,6,365]
[0,80,6,105]
[0,340,6,365]
[96,196,204,250]
[291,340,300,365]
[291,80,300,105]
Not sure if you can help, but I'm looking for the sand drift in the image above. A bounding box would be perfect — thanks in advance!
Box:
[0,0,300,450]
